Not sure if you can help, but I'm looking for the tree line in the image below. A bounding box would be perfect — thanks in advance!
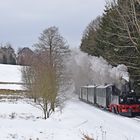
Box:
[80,0,140,93]
[0,44,33,65]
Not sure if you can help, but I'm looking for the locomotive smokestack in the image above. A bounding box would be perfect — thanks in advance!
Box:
[122,75,129,82]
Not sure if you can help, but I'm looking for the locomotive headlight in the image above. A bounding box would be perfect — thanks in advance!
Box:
[120,98,123,102]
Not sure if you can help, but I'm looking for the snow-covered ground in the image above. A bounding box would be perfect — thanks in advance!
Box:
[0,84,23,90]
[0,98,140,140]
[0,64,23,90]
[0,64,22,83]
[0,64,140,140]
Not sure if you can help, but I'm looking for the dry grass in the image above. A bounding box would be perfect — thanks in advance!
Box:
[0,82,24,85]
[0,89,23,95]
[82,134,94,140]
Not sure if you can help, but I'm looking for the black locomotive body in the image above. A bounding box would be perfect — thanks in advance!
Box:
[79,84,140,117]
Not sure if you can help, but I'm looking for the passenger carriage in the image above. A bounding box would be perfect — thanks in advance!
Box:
[79,84,140,117]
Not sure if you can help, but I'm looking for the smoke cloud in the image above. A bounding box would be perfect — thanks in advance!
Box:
[68,48,129,93]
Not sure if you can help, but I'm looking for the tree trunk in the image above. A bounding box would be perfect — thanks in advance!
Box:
[34,97,37,103]
[51,102,55,112]
[44,102,48,119]
[47,111,50,118]
[44,109,47,120]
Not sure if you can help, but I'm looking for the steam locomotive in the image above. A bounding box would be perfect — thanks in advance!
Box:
[79,83,140,117]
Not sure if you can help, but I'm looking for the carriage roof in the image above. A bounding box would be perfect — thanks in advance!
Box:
[81,85,97,88]
[97,84,113,89]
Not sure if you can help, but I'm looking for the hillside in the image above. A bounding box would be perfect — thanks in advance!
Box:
[0,64,23,90]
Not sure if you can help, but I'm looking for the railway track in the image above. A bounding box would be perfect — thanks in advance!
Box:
[132,116,140,122]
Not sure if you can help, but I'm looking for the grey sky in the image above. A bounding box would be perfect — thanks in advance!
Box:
[0,0,106,49]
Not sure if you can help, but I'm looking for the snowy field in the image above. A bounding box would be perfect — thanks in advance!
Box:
[0,64,23,90]
[0,98,140,140]
[0,64,22,83]
[0,64,140,140]
[0,84,23,90]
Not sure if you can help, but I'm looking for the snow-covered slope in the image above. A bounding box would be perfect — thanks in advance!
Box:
[0,64,23,90]
[0,64,22,83]
[0,84,23,90]
[0,98,140,140]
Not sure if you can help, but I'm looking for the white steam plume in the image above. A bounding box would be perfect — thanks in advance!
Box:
[68,48,129,93]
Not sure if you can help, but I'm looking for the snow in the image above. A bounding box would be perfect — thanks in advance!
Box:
[0,98,140,140]
[97,84,113,88]
[0,64,22,83]
[0,84,23,90]
[0,64,23,90]
[82,85,97,88]
[0,64,139,140]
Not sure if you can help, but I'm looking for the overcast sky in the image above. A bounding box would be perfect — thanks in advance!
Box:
[0,0,106,49]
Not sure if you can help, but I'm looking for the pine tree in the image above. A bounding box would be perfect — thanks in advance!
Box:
[80,16,101,56]
[97,0,140,92]
[81,0,140,92]
[9,54,16,65]
[2,55,7,64]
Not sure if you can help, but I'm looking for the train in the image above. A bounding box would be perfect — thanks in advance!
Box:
[79,83,140,117]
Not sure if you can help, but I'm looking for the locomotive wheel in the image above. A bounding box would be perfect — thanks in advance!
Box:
[115,107,119,114]
[128,108,133,117]
[111,107,116,114]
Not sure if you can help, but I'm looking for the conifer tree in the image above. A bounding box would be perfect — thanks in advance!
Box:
[81,0,140,92]
[96,0,140,92]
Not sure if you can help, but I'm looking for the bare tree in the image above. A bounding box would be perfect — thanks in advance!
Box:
[22,26,70,119]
